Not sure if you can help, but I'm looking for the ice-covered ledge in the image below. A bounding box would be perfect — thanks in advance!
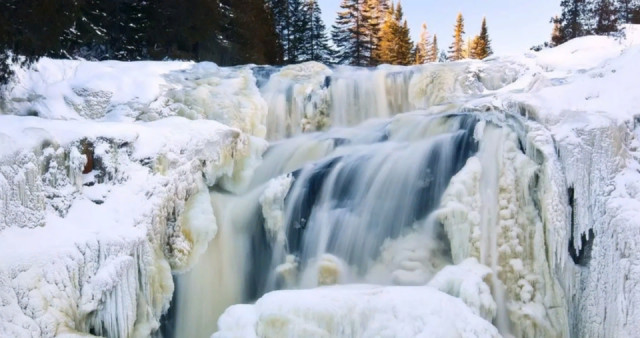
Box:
[0,116,265,337]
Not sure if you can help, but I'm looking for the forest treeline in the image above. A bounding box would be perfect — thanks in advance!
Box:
[0,0,494,84]
[549,0,640,47]
[2,0,638,85]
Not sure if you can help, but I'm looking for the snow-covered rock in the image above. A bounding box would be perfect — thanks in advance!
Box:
[0,116,265,337]
[215,283,500,338]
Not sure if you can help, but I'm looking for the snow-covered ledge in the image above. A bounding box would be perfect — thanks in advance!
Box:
[0,116,265,336]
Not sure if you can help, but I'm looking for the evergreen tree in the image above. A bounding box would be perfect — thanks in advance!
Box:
[0,0,75,84]
[448,12,465,61]
[331,0,369,66]
[615,0,639,23]
[429,34,439,62]
[289,0,311,63]
[414,22,431,64]
[374,5,395,64]
[363,0,384,65]
[301,0,333,62]
[269,0,309,63]
[473,17,493,59]
[463,37,478,59]
[551,16,565,46]
[393,3,414,65]
[226,0,282,64]
[269,0,290,59]
[375,2,412,65]
[558,0,588,42]
[594,0,619,34]
[438,50,448,62]
[633,5,640,23]
[0,0,281,86]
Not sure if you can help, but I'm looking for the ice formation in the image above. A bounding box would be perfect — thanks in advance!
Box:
[0,117,264,337]
[1,25,640,338]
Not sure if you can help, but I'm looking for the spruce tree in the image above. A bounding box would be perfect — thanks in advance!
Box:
[430,34,439,62]
[331,0,369,66]
[289,0,311,63]
[474,17,493,59]
[363,0,384,65]
[463,37,477,59]
[393,3,413,65]
[414,23,431,64]
[302,0,333,62]
[375,2,412,65]
[448,13,465,61]
[331,0,355,64]
[375,5,396,64]
[594,0,619,34]
[558,0,588,41]
[551,16,565,46]
[438,50,448,62]
[633,5,640,23]
[616,0,635,22]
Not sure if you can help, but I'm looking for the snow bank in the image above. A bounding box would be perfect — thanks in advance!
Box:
[1,60,268,137]
[215,283,500,338]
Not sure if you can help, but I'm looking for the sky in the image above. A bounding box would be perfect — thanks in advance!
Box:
[318,1,562,55]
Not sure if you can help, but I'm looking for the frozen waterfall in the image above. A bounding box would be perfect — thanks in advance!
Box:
[4,30,640,338]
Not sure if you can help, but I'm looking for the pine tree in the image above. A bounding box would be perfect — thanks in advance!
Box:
[594,0,619,34]
[301,0,333,62]
[393,3,413,65]
[289,0,311,63]
[429,34,439,62]
[363,0,384,65]
[558,0,588,41]
[438,50,448,62]
[616,0,635,22]
[463,37,478,59]
[551,16,565,46]
[375,2,412,65]
[227,0,282,64]
[414,23,431,64]
[375,5,395,64]
[269,0,309,63]
[331,0,369,66]
[474,17,493,59]
[448,12,465,61]
[633,4,640,23]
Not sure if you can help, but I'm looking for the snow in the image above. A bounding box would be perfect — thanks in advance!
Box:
[215,283,500,338]
[1,25,640,338]
[0,116,265,336]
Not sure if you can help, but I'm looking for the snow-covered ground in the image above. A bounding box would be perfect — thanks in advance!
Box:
[0,25,639,338]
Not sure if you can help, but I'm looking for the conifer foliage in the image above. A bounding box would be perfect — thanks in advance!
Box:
[474,17,493,60]
[375,2,413,65]
[415,23,432,64]
[0,0,283,85]
[331,0,371,66]
[0,0,513,86]
[430,35,439,63]
[448,13,466,61]
[594,0,619,34]
[552,0,640,45]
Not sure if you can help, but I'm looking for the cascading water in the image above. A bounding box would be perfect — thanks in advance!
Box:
[168,112,480,337]
[166,63,568,338]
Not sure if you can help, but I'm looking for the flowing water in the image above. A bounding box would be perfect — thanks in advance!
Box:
[166,63,565,338]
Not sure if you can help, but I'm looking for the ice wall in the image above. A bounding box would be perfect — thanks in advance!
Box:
[0,117,265,337]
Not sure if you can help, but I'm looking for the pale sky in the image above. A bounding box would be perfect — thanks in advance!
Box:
[318,1,562,55]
